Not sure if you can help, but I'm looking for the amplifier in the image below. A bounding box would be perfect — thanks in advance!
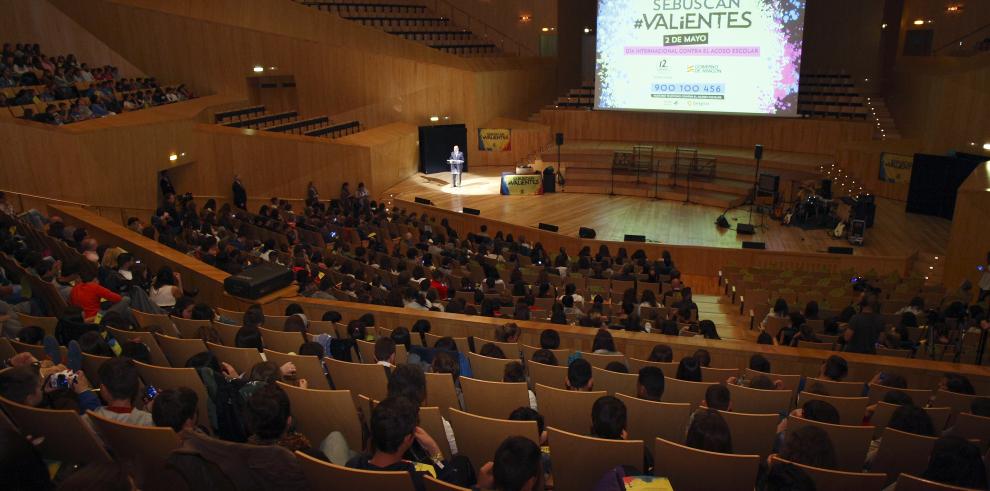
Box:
[223,263,294,299]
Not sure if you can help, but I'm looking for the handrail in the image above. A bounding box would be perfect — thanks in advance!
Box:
[0,189,91,209]
[934,22,990,54]
[427,0,537,56]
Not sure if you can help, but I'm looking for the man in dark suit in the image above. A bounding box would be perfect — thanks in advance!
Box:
[232,175,247,210]
[449,145,464,187]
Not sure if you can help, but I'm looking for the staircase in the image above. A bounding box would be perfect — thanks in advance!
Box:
[865,97,901,140]
[296,0,503,56]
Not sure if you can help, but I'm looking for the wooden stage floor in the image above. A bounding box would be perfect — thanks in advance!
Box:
[385,167,951,259]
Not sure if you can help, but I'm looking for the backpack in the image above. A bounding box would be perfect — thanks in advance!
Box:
[196,367,248,442]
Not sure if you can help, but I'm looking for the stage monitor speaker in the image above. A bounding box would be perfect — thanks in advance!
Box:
[828,246,854,255]
[555,133,564,146]
[223,263,294,299]
[579,227,596,239]
[741,241,766,250]
[462,207,480,215]
[758,173,779,194]
[736,223,756,235]
[754,144,763,160]
[624,234,646,242]
[538,223,559,232]
[414,197,433,205]
[715,215,730,228]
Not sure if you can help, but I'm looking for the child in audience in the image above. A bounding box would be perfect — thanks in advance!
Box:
[921,436,988,489]
[503,361,538,410]
[566,358,593,391]
[685,409,733,454]
[636,366,665,401]
[675,356,701,382]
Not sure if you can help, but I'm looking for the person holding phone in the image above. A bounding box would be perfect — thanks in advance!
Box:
[979,252,990,303]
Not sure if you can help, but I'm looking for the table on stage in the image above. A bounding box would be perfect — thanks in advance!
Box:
[500,171,543,195]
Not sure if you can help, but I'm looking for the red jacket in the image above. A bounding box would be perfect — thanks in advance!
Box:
[70,282,122,319]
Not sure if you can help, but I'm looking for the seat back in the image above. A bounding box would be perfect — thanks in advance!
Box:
[17,313,58,336]
[527,360,567,389]
[134,361,211,428]
[931,390,981,419]
[355,339,377,364]
[277,382,364,452]
[466,351,514,382]
[418,406,453,459]
[535,384,606,435]
[952,412,990,451]
[798,391,868,425]
[894,473,981,491]
[212,321,241,346]
[719,410,779,459]
[867,383,932,406]
[0,338,15,362]
[872,427,938,485]
[423,333,470,354]
[592,366,639,396]
[460,376,530,419]
[206,342,264,374]
[423,475,471,491]
[521,344,570,364]
[549,427,644,491]
[0,396,111,465]
[662,377,717,410]
[424,372,461,418]
[264,350,330,390]
[170,317,211,339]
[447,408,539,476]
[87,410,181,486]
[727,384,793,414]
[628,358,680,375]
[786,415,873,471]
[742,368,802,394]
[325,356,389,403]
[701,367,739,383]
[616,393,691,444]
[105,327,170,366]
[154,333,207,368]
[215,308,244,324]
[472,336,521,358]
[258,327,306,355]
[131,309,176,333]
[579,351,627,369]
[871,402,950,438]
[80,352,112,387]
[770,456,887,491]
[804,377,865,397]
[295,451,415,490]
[653,436,760,491]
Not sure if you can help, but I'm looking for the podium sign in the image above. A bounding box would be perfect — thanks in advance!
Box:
[500,173,543,195]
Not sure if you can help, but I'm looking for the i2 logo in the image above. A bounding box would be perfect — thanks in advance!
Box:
[656,59,670,73]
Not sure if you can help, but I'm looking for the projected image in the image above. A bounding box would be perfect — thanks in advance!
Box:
[595,0,806,116]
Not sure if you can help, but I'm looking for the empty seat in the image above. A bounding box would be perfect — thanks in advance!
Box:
[295,451,415,490]
[727,383,793,414]
[654,436,760,491]
[87,410,181,487]
[871,427,938,486]
[460,376,530,419]
[770,455,886,491]
[662,378,717,410]
[535,383,606,435]
[527,360,567,389]
[277,382,364,452]
[325,356,389,403]
[0,395,111,465]
[154,333,207,368]
[786,415,873,471]
[550,427,644,491]
[447,408,539,476]
[719,410,779,459]
[465,351,515,382]
[592,366,638,396]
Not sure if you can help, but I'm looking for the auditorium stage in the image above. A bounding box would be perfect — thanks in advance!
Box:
[385,167,951,260]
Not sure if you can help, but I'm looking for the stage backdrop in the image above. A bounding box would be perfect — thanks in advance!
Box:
[419,124,468,174]
[595,0,807,116]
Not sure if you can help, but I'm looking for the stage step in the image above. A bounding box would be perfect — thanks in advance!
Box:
[562,179,746,209]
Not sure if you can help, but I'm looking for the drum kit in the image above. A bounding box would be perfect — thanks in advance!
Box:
[782,183,841,230]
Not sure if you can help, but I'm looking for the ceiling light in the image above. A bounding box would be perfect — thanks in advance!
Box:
[983,143,990,151]
[429,116,439,122]
[583,28,591,33]
[168,153,178,162]
[881,23,888,29]
[541,27,549,32]
[913,19,925,25]
[252,66,264,73]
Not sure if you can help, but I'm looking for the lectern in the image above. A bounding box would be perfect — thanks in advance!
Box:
[448,158,464,187]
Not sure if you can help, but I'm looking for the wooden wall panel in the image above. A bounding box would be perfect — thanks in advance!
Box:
[0,0,145,78]
[396,199,912,277]
[50,0,558,141]
[536,109,874,157]
[837,139,921,202]
[473,117,552,167]
[944,162,990,289]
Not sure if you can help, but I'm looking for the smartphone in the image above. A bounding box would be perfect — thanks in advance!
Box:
[144,385,159,401]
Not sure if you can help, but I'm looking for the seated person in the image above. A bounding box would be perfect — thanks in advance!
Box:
[775,425,837,469]
[566,358,593,391]
[685,408,733,454]
[701,384,731,411]
[152,387,200,433]
[483,436,544,491]
[590,395,651,473]
[83,357,152,429]
[636,366,665,402]
[503,362,538,410]
[920,436,988,490]
[347,396,474,490]
[648,344,673,362]
[243,384,314,455]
